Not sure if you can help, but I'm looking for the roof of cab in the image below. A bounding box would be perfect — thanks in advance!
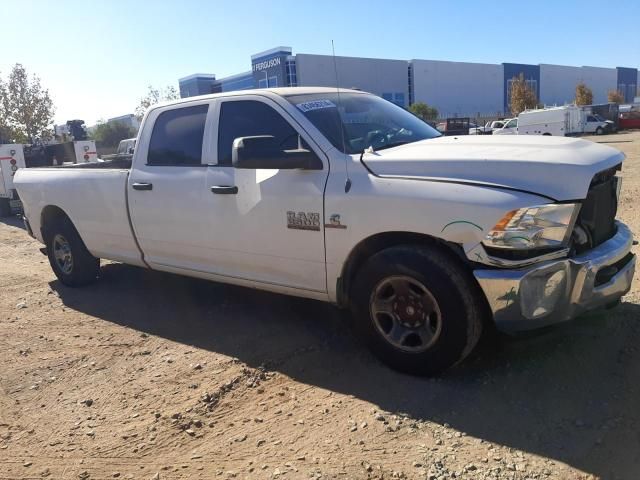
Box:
[151,86,368,110]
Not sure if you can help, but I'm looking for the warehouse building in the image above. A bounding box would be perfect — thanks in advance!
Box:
[178,73,217,98]
[179,46,639,117]
[410,60,503,116]
[179,46,410,108]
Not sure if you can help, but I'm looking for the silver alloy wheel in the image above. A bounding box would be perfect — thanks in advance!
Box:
[52,234,73,275]
[369,275,442,353]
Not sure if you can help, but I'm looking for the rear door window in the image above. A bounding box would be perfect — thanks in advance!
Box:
[147,104,209,166]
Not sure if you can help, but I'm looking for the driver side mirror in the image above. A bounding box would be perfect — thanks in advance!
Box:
[232,135,322,170]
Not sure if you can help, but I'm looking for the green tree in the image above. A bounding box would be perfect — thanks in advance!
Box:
[90,121,137,148]
[607,89,625,104]
[0,74,10,143]
[509,73,538,115]
[135,85,179,120]
[575,82,593,106]
[409,102,439,122]
[0,64,54,143]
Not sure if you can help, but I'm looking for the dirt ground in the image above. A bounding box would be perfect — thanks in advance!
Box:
[1,131,640,480]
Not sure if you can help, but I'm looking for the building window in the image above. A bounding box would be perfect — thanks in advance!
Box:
[286,60,298,87]
[394,93,405,107]
[257,76,279,88]
[221,75,254,92]
[382,93,393,102]
[619,83,636,102]
[408,64,413,106]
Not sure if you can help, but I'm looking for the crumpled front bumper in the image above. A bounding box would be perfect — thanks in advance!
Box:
[474,221,635,333]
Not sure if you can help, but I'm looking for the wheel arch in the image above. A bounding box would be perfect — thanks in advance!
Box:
[40,204,100,286]
[336,231,468,308]
[40,205,73,241]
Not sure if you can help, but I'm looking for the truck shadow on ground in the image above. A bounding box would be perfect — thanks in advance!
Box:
[51,262,640,479]
[0,214,25,229]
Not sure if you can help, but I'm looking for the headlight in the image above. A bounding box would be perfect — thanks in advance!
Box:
[483,203,580,250]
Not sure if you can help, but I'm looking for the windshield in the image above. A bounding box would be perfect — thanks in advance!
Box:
[285,92,441,154]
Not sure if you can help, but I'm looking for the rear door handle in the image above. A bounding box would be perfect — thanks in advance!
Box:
[211,185,238,195]
[132,182,153,191]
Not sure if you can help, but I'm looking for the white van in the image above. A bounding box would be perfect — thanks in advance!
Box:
[508,106,612,137]
[516,106,585,136]
[0,144,26,216]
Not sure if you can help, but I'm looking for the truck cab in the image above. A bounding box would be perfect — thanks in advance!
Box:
[492,117,518,135]
[100,138,137,165]
[583,114,612,135]
[117,138,136,155]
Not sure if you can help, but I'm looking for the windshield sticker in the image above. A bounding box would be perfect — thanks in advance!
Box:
[296,99,337,113]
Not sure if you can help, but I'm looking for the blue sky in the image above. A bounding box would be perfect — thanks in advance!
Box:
[2,0,639,125]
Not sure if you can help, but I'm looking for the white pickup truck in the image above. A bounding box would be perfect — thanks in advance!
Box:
[14,87,635,375]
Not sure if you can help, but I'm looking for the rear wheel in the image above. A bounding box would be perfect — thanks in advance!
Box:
[0,198,11,217]
[350,245,484,376]
[44,217,99,286]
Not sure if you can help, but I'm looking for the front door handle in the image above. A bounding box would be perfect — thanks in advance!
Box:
[211,185,238,195]
[132,182,153,191]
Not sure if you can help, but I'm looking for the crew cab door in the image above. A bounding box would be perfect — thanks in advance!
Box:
[204,96,329,293]
[127,100,214,271]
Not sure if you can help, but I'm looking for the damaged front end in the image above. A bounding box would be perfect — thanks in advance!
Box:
[471,165,635,332]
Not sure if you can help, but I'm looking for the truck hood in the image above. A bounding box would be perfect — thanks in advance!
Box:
[361,135,624,201]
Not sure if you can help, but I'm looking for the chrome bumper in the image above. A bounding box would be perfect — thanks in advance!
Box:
[474,221,635,333]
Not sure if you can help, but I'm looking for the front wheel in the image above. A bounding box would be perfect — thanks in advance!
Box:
[350,245,485,376]
[596,127,604,135]
[45,217,100,286]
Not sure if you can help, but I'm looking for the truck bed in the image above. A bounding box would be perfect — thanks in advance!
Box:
[54,157,132,170]
[14,167,144,267]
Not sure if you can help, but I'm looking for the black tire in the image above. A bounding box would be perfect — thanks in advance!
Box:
[542,133,552,136]
[0,198,11,217]
[596,127,604,135]
[44,216,100,286]
[350,245,484,376]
